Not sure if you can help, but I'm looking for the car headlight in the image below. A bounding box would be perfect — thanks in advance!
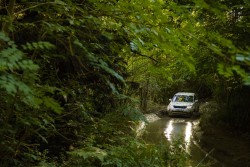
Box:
[186,105,193,109]
[168,104,173,109]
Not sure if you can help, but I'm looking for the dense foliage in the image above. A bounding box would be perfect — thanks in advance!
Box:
[0,0,249,166]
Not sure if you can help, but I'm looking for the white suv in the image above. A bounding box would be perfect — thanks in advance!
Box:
[167,92,199,117]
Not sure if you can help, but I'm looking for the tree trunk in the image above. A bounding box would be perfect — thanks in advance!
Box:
[1,0,16,35]
[140,79,149,113]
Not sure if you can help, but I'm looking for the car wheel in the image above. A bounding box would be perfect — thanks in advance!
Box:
[168,112,172,117]
[188,112,193,118]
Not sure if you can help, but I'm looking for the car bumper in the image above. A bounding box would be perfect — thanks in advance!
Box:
[168,108,193,116]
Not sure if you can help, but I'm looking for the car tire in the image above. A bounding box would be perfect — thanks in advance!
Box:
[168,112,172,117]
[188,113,193,118]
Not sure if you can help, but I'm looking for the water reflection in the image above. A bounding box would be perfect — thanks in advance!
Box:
[164,119,193,152]
[185,122,192,152]
[164,120,173,140]
[143,118,220,166]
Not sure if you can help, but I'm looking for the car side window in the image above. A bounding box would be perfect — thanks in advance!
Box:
[185,96,193,102]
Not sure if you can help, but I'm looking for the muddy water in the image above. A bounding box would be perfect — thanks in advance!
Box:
[143,117,221,167]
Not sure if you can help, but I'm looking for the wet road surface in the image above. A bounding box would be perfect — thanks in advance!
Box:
[142,117,221,166]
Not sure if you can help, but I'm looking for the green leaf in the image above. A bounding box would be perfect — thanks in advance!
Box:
[236,53,250,62]
[0,31,10,42]
[21,42,55,51]
[243,75,250,85]
[55,0,67,5]
[106,80,119,95]
[69,147,107,162]
[19,60,39,71]
[43,97,63,114]
[93,59,124,82]
[0,75,17,95]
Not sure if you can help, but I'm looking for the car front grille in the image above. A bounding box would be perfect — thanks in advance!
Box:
[173,106,187,109]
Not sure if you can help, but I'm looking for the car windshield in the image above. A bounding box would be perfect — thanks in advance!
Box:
[172,95,194,102]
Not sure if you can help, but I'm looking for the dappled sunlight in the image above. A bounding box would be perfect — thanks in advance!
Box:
[136,121,146,137]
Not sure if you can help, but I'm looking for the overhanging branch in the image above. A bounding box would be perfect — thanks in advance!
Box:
[132,51,158,64]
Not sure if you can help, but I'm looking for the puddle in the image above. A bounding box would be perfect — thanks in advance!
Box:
[143,117,220,166]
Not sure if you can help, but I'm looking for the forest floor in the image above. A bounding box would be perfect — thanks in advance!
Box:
[197,126,250,167]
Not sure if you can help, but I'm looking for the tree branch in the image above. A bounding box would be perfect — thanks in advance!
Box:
[132,51,158,64]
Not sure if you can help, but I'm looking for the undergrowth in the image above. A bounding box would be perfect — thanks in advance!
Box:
[36,110,192,167]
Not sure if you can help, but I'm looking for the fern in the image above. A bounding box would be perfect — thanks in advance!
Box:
[95,59,124,82]
[21,41,55,50]
[69,147,107,162]
[0,33,38,96]
[0,32,11,42]
[73,39,124,83]
[43,22,69,33]
[0,32,64,166]
[43,97,63,114]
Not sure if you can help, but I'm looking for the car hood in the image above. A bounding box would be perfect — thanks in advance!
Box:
[169,102,194,106]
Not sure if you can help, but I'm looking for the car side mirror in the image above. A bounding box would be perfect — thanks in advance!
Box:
[169,99,172,102]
